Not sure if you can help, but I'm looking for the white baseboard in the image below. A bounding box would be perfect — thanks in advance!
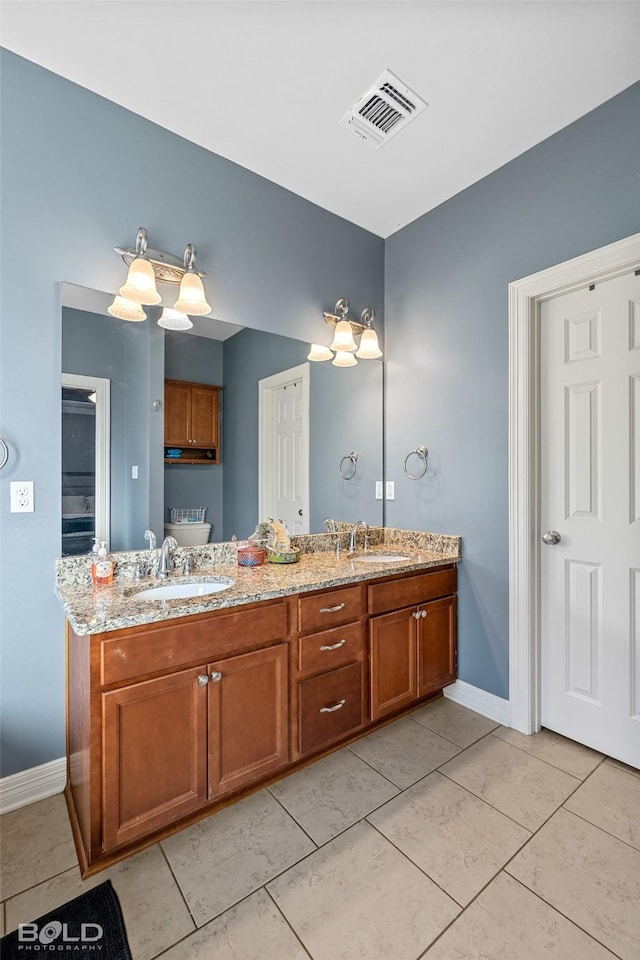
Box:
[0,757,67,814]
[444,679,511,727]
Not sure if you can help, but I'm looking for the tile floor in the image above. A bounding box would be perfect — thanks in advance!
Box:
[1,698,639,959]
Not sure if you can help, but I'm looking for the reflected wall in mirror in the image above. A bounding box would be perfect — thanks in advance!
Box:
[61,283,384,553]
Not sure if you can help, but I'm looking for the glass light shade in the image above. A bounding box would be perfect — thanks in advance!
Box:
[107,295,147,322]
[329,319,357,352]
[307,343,333,362]
[119,257,161,305]
[173,271,211,315]
[332,350,357,367]
[355,328,383,359]
[157,308,193,331]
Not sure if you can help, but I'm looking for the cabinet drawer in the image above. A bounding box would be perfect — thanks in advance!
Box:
[101,601,289,685]
[298,622,363,677]
[298,585,363,633]
[299,662,363,755]
[368,567,456,616]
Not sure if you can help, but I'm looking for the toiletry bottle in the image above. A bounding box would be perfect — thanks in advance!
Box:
[92,541,114,586]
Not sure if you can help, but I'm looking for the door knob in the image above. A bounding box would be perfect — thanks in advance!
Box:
[542,530,561,545]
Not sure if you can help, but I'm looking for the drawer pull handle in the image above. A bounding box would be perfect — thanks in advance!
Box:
[320,639,346,651]
[320,699,346,714]
[319,603,346,614]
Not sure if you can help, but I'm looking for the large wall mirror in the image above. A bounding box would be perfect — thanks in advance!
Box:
[61,283,384,554]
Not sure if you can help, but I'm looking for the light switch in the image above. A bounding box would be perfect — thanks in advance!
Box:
[375,481,383,500]
[131,465,138,479]
[385,481,395,501]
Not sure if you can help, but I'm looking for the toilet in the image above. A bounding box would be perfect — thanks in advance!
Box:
[164,521,212,546]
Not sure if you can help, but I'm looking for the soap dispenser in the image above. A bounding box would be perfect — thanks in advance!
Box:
[92,541,114,586]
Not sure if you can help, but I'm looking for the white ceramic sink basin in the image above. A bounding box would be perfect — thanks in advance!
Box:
[134,579,234,601]
[354,553,411,563]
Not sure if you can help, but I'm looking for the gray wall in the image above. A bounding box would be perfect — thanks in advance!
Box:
[385,80,640,700]
[164,332,224,540]
[0,49,384,778]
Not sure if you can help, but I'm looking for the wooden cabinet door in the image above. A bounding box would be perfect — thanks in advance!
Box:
[417,595,457,698]
[102,666,208,851]
[165,380,191,446]
[370,608,417,721]
[208,643,289,799]
[190,385,219,447]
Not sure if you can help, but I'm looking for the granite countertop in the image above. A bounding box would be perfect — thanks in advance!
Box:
[57,543,460,637]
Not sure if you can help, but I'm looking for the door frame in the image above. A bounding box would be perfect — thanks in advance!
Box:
[258,362,310,534]
[62,372,111,546]
[508,232,640,734]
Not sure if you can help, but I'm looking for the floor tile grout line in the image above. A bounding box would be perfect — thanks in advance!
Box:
[407,714,500,749]
[365,818,465,910]
[264,886,314,959]
[265,788,320,849]
[556,804,640,855]
[434,768,543,834]
[342,743,412,790]
[157,841,199,930]
[489,728,606,780]
[503,870,627,960]
[0,863,81,932]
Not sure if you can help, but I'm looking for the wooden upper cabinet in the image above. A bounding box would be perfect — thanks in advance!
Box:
[164,379,221,455]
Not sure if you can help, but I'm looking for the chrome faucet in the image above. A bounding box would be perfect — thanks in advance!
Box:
[144,529,157,550]
[348,520,370,555]
[157,536,177,579]
[323,518,338,533]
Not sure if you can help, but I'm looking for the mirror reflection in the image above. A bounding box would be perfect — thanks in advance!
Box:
[61,284,384,553]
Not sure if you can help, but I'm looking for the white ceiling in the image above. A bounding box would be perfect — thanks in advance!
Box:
[3,1,640,238]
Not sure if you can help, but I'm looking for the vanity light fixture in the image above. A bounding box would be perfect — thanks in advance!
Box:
[307,297,383,364]
[157,308,193,331]
[355,308,382,359]
[173,244,212,316]
[107,296,147,322]
[109,227,212,323]
[332,350,358,367]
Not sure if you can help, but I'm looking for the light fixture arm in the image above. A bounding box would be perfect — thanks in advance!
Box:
[135,227,149,257]
[183,243,197,272]
[361,307,375,328]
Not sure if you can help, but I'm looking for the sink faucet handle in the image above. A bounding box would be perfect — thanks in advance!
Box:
[144,529,157,550]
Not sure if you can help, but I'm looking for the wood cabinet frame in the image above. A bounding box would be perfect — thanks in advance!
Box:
[66,564,456,876]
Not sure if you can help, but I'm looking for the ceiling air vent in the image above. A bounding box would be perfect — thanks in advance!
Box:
[339,69,428,149]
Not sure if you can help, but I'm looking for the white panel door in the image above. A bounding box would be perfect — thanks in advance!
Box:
[259,363,309,537]
[540,270,640,766]
[272,378,305,535]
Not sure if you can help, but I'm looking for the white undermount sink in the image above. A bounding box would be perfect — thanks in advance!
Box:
[134,579,235,601]
[354,553,411,563]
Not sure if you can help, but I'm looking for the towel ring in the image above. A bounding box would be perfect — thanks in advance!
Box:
[339,451,358,480]
[0,436,9,471]
[404,445,428,480]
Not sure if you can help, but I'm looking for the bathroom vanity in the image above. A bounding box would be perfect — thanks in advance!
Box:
[59,533,459,875]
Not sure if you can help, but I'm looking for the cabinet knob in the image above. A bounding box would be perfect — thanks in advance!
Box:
[421,610,427,618]
[320,699,346,714]
[211,671,222,682]
[412,611,421,619]
[197,675,209,685]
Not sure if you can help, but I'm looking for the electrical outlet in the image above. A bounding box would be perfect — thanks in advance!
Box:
[10,480,34,513]
[385,480,395,501]
[375,481,383,500]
